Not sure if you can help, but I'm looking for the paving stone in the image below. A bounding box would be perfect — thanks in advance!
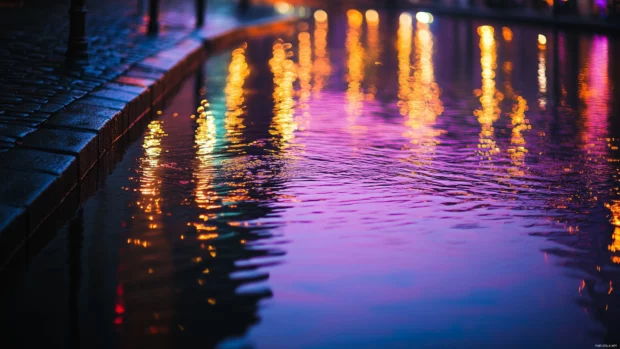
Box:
[0,147,76,175]
[0,203,27,269]
[0,149,77,203]
[90,88,139,103]
[43,103,123,151]
[104,82,148,95]
[19,128,98,179]
[38,102,65,114]
[139,55,178,72]
[121,70,164,103]
[116,76,156,88]
[0,168,64,234]
[0,123,35,139]
[76,96,125,110]
[125,66,166,81]
[0,119,40,127]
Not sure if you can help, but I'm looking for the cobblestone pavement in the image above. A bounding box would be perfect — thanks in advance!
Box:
[0,0,291,269]
[0,0,236,151]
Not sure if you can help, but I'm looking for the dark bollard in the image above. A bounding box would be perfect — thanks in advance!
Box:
[196,0,206,28]
[148,0,159,34]
[238,0,250,14]
[66,0,88,65]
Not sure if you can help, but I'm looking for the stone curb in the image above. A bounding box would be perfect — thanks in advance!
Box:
[0,13,297,271]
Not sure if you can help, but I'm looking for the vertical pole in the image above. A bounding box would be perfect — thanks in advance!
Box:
[138,0,144,16]
[67,0,88,64]
[239,0,250,14]
[148,0,159,34]
[196,0,205,28]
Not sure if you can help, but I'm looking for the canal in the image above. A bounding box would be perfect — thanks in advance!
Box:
[2,7,620,349]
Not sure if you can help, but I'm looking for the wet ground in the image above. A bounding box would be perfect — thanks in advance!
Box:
[2,6,620,349]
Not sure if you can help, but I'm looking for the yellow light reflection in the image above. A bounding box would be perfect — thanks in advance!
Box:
[398,19,443,163]
[269,39,298,147]
[194,99,218,213]
[365,8,381,101]
[407,22,443,126]
[503,46,530,176]
[474,26,502,159]
[139,120,166,218]
[298,27,312,128]
[345,9,365,117]
[224,44,250,146]
[397,12,413,117]
[607,203,620,264]
[313,9,331,96]
[538,38,548,110]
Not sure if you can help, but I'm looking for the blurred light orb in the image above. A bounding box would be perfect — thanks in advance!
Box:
[347,9,363,27]
[298,7,309,18]
[314,9,327,22]
[502,27,513,42]
[538,34,547,45]
[399,13,412,26]
[477,25,494,36]
[365,9,379,23]
[415,11,433,24]
[275,2,291,14]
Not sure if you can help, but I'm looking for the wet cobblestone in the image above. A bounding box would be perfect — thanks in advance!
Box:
[0,0,235,146]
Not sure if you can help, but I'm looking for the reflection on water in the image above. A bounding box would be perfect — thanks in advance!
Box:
[365,9,380,100]
[502,29,530,176]
[475,25,502,160]
[224,45,250,147]
[312,9,331,96]
[4,8,620,349]
[269,39,298,147]
[345,9,365,118]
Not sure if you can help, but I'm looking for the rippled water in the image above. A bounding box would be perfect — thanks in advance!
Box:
[3,8,620,349]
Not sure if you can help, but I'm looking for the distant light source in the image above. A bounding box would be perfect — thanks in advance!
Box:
[399,13,412,27]
[314,9,327,22]
[502,27,513,42]
[275,2,291,14]
[347,9,363,27]
[538,34,547,46]
[477,25,494,36]
[365,9,379,23]
[415,11,433,24]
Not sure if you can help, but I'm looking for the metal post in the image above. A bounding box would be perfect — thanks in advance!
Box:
[67,0,88,64]
[238,0,250,14]
[196,0,206,28]
[148,0,159,34]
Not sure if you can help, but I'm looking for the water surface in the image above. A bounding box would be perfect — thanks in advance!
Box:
[3,8,620,349]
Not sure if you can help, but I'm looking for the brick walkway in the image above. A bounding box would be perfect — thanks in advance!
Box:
[0,0,238,151]
[0,0,293,269]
